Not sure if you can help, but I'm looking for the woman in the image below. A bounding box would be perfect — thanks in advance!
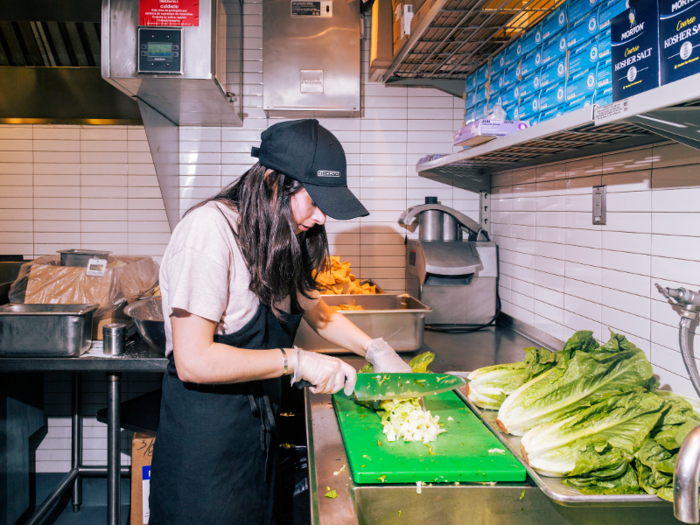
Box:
[149,119,411,525]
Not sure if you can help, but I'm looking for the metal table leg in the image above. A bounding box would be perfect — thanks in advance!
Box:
[71,372,82,513]
[107,373,122,525]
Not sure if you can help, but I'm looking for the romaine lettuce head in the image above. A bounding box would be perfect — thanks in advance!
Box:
[467,363,527,410]
[497,331,654,436]
[466,347,560,410]
[521,390,666,478]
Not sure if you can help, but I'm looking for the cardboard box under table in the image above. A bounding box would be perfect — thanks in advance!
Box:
[131,433,156,525]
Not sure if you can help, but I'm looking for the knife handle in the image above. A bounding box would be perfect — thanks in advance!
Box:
[294,380,314,389]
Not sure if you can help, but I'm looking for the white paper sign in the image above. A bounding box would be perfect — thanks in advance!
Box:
[86,258,108,277]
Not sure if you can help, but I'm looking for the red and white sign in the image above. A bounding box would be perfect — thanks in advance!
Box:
[140,0,200,26]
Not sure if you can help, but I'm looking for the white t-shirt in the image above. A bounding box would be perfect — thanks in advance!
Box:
[159,201,320,356]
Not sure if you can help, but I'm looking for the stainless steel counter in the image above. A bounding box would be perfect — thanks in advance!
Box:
[0,337,168,372]
[306,325,679,525]
[0,336,166,525]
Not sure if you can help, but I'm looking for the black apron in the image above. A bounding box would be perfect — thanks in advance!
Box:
[149,302,303,525]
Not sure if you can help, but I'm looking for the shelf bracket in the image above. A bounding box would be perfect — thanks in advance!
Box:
[384,78,466,98]
[480,191,491,237]
[624,107,700,152]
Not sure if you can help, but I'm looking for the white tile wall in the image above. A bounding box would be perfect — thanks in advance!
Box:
[0,124,170,260]
[0,0,478,472]
[493,143,700,400]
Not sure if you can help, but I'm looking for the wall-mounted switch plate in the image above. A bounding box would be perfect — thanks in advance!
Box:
[593,185,606,225]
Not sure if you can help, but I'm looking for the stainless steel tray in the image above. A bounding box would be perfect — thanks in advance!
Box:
[294,294,431,354]
[452,383,670,508]
[58,249,111,267]
[0,303,98,357]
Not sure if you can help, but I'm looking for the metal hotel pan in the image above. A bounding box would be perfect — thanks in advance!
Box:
[0,304,98,357]
[294,294,432,354]
[58,249,111,267]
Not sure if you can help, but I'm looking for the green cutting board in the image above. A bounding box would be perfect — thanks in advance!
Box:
[332,390,526,485]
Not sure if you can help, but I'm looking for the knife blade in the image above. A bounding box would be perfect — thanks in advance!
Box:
[353,372,467,401]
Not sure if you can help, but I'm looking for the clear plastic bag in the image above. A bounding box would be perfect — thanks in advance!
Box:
[9,255,159,319]
[488,103,507,120]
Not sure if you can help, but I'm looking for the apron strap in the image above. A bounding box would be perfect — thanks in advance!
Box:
[247,384,278,483]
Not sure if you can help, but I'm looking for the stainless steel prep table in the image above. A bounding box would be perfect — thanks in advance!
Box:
[0,337,167,525]
[307,325,677,525]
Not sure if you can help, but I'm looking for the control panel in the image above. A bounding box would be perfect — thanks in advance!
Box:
[137,28,182,74]
[592,185,606,225]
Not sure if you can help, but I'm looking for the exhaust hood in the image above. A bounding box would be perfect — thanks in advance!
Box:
[102,0,243,230]
[262,0,361,118]
[101,0,242,127]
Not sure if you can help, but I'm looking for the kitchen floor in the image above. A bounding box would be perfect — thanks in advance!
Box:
[45,505,130,525]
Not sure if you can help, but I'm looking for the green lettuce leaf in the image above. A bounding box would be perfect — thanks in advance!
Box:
[563,464,642,495]
[522,347,561,384]
[358,351,435,375]
[652,390,700,451]
[656,486,674,503]
[466,347,560,410]
[497,331,655,436]
[408,351,435,374]
[635,439,675,495]
[561,330,600,363]
[520,389,666,477]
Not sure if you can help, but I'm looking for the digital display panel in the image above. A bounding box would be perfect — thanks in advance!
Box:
[147,43,173,57]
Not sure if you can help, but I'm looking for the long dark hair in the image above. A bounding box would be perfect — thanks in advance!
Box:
[187,162,329,319]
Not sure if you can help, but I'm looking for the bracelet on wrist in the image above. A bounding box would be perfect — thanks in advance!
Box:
[279,347,288,375]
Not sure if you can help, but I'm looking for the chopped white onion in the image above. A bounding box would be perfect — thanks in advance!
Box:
[380,398,446,444]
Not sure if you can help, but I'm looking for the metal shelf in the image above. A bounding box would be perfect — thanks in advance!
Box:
[594,75,700,150]
[594,74,700,125]
[416,106,659,193]
[382,0,562,88]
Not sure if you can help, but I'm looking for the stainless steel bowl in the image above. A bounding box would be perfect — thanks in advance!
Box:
[124,297,165,354]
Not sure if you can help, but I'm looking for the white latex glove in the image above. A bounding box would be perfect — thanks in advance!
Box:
[291,346,357,395]
[365,338,412,374]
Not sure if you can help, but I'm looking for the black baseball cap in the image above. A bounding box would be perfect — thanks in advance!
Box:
[251,119,369,220]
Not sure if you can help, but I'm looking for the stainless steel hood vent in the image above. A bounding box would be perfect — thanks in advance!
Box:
[102,0,243,231]
[0,20,101,67]
[102,0,242,128]
[262,0,361,118]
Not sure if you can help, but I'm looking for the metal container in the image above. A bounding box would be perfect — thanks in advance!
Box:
[0,260,24,305]
[58,249,111,267]
[263,0,361,118]
[103,323,126,356]
[293,294,431,354]
[123,297,165,355]
[0,304,98,357]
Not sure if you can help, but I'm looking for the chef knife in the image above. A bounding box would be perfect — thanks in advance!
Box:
[353,372,467,401]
